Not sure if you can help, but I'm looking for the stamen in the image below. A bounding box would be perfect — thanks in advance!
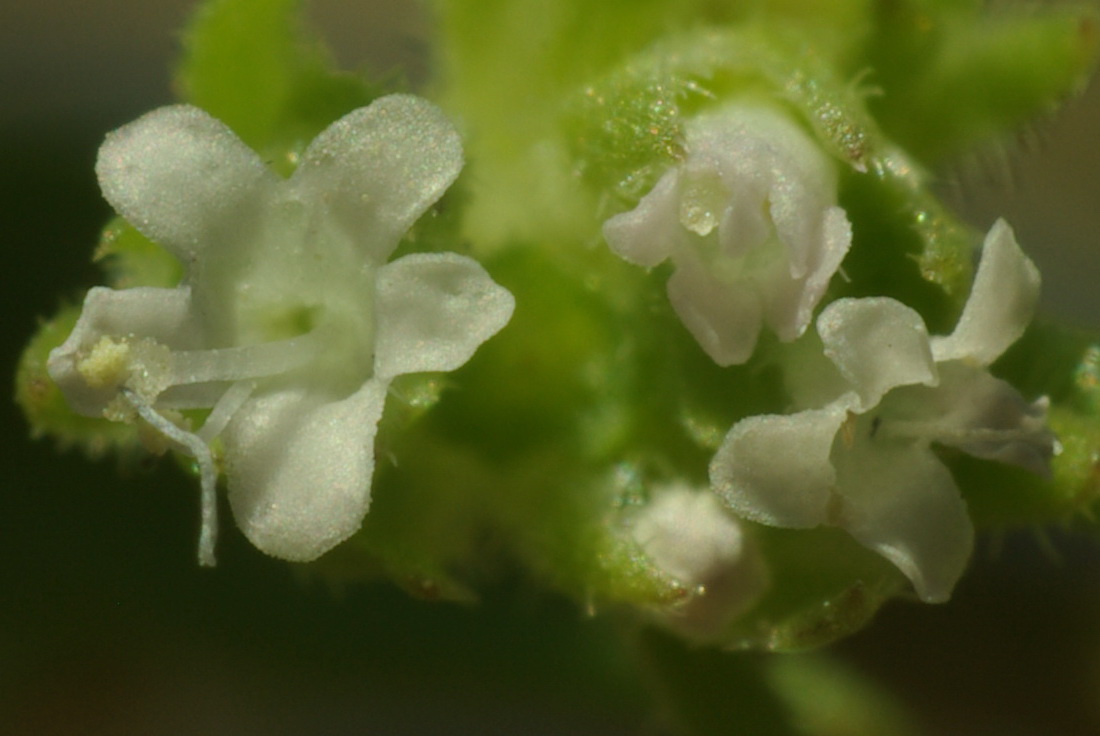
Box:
[170,330,324,386]
[198,380,255,442]
[122,388,218,567]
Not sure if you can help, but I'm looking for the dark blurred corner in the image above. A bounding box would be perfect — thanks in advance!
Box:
[2,2,1100,735]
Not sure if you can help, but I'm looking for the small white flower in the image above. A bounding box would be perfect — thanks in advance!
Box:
[630,484,767,639]
[602,102,852,366]
[48,95,515,565]
[710,220,1054,602]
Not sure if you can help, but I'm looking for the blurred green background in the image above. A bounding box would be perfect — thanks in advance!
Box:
[3,2,1100,734]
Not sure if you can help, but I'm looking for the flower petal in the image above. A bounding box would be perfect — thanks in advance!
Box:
[716,174,770,260]
[887,361,1056,476]
[818,297,937,409]
[667,255,763,366]
[47,286,201,416]
[710,397,855,528]
[96,105,275,262]
[602,169,684,267]
[739,110,835,280]
[760,206,851,342]
[224,379,388,561]
[833,439,973,603]
[631,484,766,638]
[293,94,464,263]
[633,486,746,586]
[931,219,1041,365]
[800,206,854,314]
[373,253,515,379]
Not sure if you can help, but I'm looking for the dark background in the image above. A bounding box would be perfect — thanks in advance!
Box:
[3,2,1100,734]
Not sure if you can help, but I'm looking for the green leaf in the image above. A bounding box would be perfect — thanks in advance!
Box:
[836,152,975,327]
[766,654,923,736]
[177,0,380,169]
[94,217,184,290]
[433,0,744,251]
[869,2,1100,162]
[723,527,905,651]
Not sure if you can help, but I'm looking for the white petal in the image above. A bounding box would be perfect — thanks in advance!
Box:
[61,286,199,348]
[632,484,767,638]
[224,379,388,561]
[932,219,1041,365]
[293,94,463,263]
[818,297,937,409]
[768,173,820,282]
[716,175,770,260]
[710,397,855,528]
[633,486,746,585]
[760,208,851,344]
[47,286,200,416]
[800,206,853,314]
[96,105,275,262]
[714,105,835,280]
[887,361,1056,476]
[833,440,973,603]
[373,253,515,379]
[602,169,684,267]
[667,255,763,366]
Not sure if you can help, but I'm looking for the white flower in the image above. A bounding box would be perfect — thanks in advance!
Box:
[630,484,767,639]
[602,103,852,366]
[709,220,1055,603]
[47,95,515,565]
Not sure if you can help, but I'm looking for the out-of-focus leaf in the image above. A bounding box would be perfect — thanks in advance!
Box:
[177,0,380,169]
[869,2,1100,162]
[94,217,183,290]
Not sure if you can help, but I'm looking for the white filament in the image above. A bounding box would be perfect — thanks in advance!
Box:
[198,381,255,442]
[122,388,218,566]
[170,330,324,385]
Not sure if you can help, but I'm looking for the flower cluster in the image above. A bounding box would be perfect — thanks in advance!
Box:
[40,64,1060,620]
[710,221,1053,601]
[605,99,1056,603]
[48,95,515,565]
[603,102,852,366]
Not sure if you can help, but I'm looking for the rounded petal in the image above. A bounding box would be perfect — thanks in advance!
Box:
[834,440,973,603]
[932,219,1041,365]
[293,94,463,263]
[602,169,684,267]
[818,297,937,409]
[632,484,767,638]
[710,398,855,528]
[668,255,763,366]
[224,379,388,561]
[47,286,200,416]
[633,486,746,586]
[373,253,515,379]
[96,105,275,262]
